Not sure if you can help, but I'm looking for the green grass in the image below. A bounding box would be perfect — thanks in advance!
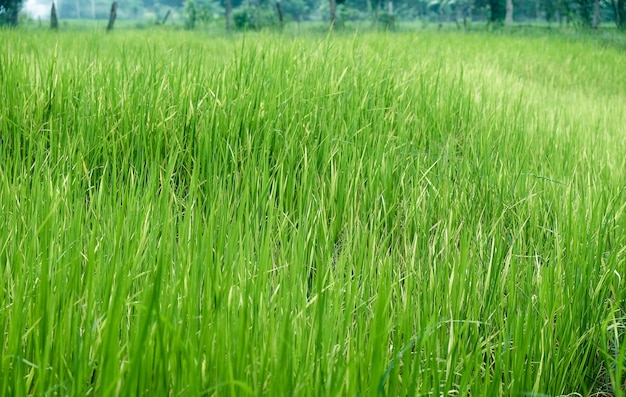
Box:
[1,29,625,396]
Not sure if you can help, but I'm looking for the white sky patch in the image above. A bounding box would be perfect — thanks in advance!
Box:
[23,0,51,19]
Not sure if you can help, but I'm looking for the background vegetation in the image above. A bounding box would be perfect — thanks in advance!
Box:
[7,0,626,30]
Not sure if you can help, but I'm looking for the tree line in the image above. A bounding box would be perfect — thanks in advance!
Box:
[2,0,625,29]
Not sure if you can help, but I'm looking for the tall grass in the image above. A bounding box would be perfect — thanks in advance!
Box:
[1,29,625,396]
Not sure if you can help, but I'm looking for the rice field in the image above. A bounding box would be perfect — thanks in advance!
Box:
[1,28,625,396]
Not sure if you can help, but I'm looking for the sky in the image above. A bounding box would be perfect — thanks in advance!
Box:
[24,0,52,19]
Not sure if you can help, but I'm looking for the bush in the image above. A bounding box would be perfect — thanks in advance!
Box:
[378,12,395,29]
[232,6,278,30]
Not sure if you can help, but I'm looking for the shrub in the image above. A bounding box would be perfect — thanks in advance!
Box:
[232,6,278,30]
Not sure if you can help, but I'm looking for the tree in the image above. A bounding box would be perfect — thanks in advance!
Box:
[541,0,557,23]
[613,0,626,28]
[51,2,59,28]
[576,0,593,26]
[279,0,311,21]
[592,0,599,27]
[0,0,22,25]
[185,0,197,28]
[387,0,394,28]
[505,0,513,23]
[490,0,506,22]
[427,0,449,28]
[225,0,231,30]
[275,0,283,27]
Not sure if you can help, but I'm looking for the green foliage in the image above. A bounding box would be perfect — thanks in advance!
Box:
[232,6,277,29]
[1,29,626,396]
[185,0,197,28]
[0,0,22,25]
[489,0,506,22]
[279,0,310,20]
[575,0,593,26]
[337,3,364,20]
[197,0,224,21]
[541,0,558,21]
[377,10,395,27]
[617,0,626,29]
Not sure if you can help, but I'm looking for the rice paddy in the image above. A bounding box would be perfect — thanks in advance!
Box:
[0,28,625,396]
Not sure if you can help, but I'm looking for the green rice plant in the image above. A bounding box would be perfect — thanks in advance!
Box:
[0,28,625,396]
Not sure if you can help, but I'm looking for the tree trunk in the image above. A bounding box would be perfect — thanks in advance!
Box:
[106,1,117,31]
[592,0,600,28]
[613,0,625,28]
[462,2,468,30]
[366,0,373,26]
[371,0,378,28]
[276,0,284,28]
[225,0,232,31]
[505,0,513,24]
[535,0,539,19]
[330,0,336,28]
[387,0,394,28]
[438,7,444,29]
[51,2,59,29]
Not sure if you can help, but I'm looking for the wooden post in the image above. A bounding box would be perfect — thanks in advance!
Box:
[276,0,284,28]
[225,0,232,31]
[51,2,59,30]
[330,0,336,28]
[161,9,171,25]
[106,1,117,31]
